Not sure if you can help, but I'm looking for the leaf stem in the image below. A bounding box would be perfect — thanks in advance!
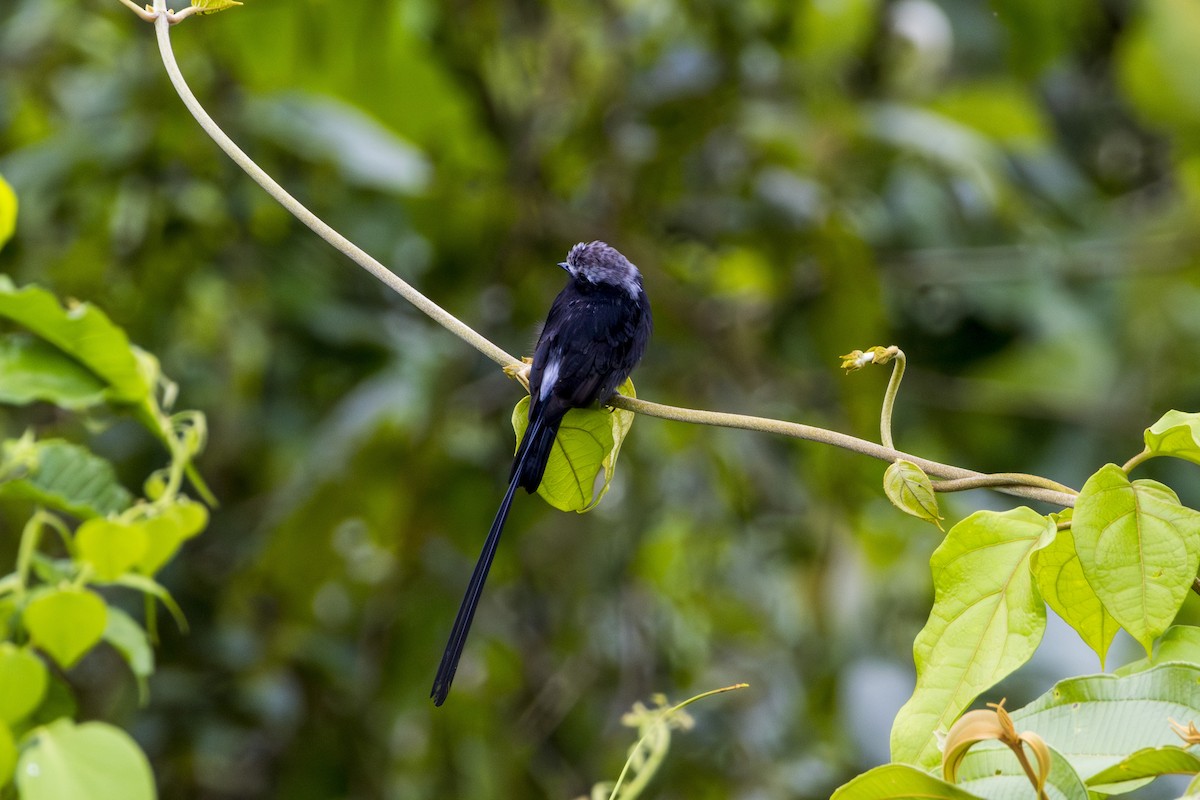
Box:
[1121,447,1154,474]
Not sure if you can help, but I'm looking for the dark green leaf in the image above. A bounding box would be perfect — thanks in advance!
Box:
[0,439,132,518]
[0,334,109,409]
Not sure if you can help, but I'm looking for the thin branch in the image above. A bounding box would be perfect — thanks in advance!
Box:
[609,395,1077,507]
[931,474,1078,496]
[150,13,1079,511]
[150,7,519,370]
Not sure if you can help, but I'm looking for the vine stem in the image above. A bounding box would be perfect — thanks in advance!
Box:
[150,6,518,370]
[879,346,904,450]
[148,9,1078,510]
[609,395,1077,507]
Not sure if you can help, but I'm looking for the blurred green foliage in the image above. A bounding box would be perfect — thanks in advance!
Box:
[3,0,1200,797]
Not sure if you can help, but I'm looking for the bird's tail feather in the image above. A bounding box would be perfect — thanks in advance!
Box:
[512,408,564,493]
[431,413,549,706]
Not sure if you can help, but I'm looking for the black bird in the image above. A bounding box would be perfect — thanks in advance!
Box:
[431,241,653,706]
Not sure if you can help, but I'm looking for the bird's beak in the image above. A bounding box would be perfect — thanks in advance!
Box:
[557,261,570,273]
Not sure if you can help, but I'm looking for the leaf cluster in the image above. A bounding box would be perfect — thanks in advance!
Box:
[0,189,210,799]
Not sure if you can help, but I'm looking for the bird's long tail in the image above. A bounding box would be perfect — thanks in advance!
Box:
[511,406,565,493]
[431,413,551,706]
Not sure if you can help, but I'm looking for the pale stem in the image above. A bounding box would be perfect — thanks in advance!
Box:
[880,346,904,450]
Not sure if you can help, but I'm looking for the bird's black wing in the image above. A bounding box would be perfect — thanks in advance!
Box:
[529,287,650,415]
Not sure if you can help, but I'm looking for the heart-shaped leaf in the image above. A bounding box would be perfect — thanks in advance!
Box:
[1072,464,1200,653]
[135,516,184,577]
[22,588,107,669]
[511,378,637,512]
[16,719,154,800]
[76,519,148,582]
[0,644,48,725]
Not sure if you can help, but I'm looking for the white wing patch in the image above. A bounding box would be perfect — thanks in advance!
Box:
[540,358,560,400]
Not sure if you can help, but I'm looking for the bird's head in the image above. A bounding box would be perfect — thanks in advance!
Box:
[559,241,643,299]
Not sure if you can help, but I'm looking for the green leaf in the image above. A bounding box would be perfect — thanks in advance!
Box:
[1086,746,1200,792]
[883,460,943,529]
[22,588,108,669]
[76,519,149,582]
[103,608,154,704]
[1115,625,1200,676]
[890,508,1050,767]
[0,721,13,789]
[191,0,243,13]
[1117,0,1200,138]
[136,498,208,575]
[0,644,48,726]
[0,334,110,409]
[0,278,148,403]
[830,763,983,799]
[1010,664,1200,782]
[1032,520,1120,667]
[1144,410,1200,466]
[135,515,184,576]
[511,378,637,513]
[956,742,1088,800]
[0,439,133,519]
[16,719,155,800]
[1072,464,1200,653]
[0,174,15,252]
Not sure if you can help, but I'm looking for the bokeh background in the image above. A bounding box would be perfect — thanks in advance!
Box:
[4,0,1200,797]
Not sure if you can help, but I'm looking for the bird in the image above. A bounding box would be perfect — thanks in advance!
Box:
[431,241,653,706]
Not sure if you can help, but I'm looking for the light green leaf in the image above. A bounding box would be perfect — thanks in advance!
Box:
[23,588,108,669]
[0,721,13,789]
[890,508,1050,767]
[136,498,209,575]
[830,763,983,799]
[1115,625,1200,676]
[103,608,154,704]
[0,439,132,519]
[1072,464,1200,653]
[1032,519,1119,667]
[0,334,110,409]
[168,496,209,540]
[1144,410,1200,466]
[511,378,636,513]
[1010,664,1200,783]
[883,459,943,529]
[191,0,243,13]
[0,174,15,252]
[1086,746,1200,792]
[0,278,148,403]
[956,742,1088,800]
[0,644,48,725]
[1117,0,1200,138]
[76,519,149,582]
[16,719,155,800]
[135,515,185,576]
